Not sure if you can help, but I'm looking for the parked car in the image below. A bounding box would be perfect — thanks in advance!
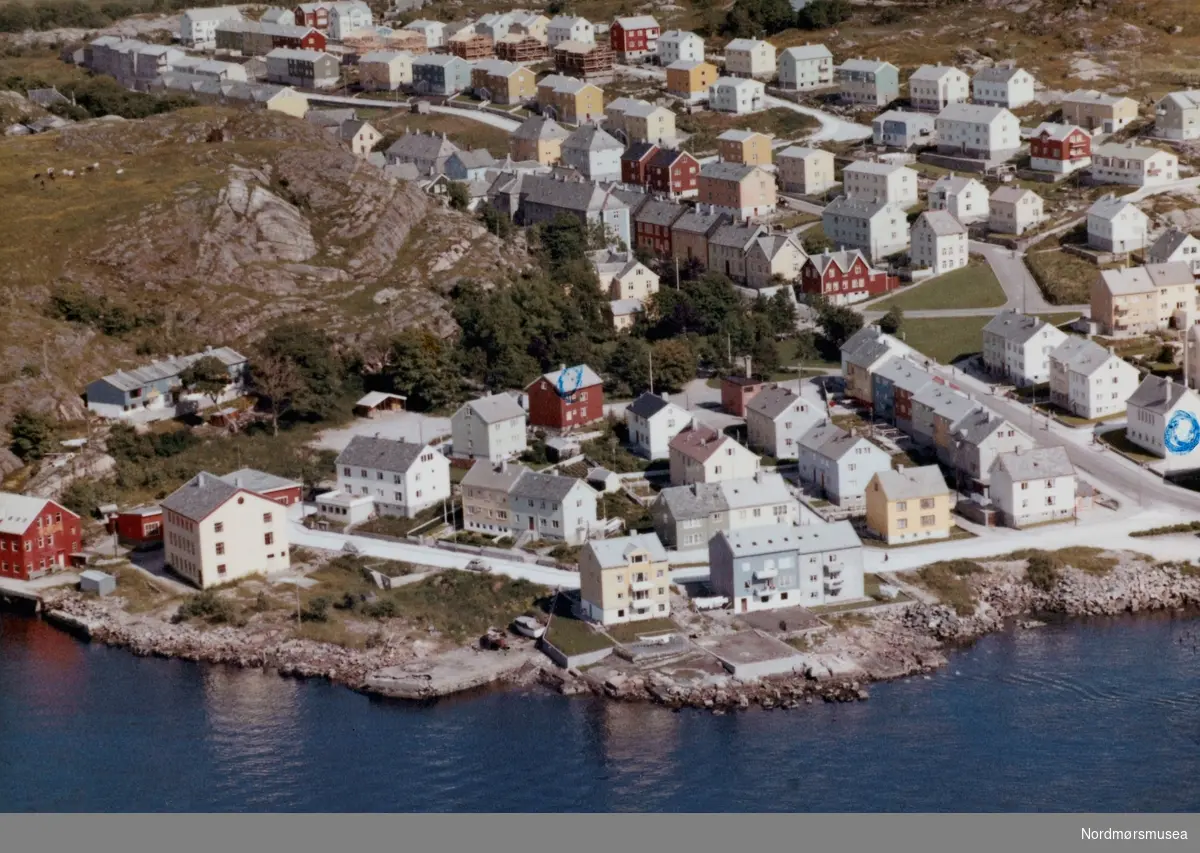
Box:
[465,558,491,573]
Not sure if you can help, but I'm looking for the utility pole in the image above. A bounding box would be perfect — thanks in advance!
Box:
[674,255,680,290]
[648,346,654,395]
[726,332,732,368]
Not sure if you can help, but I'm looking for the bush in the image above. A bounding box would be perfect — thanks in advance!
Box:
[301,596,330,622]
[173,590,241,625]
[916,560,984,616]
[8,408,57,461]
[1025,552,1061,592]
[1130,521,1200,538]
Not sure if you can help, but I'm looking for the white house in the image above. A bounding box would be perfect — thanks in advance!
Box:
[1148,227,1200,276]
[910,210,967,274]
[708,76,765,114]
[723,38,776,79]
[1156,90,1200,141]
[981,310,1070,387]
[872,110,936,149]
[668,425,759,486]
[709,521,865,614]
[1086,194,1150,253]
[507,471,598,544]
[989,186,1045,236]
[989,447,1076,528]
[181,7,243,48]
[951,410,1036,493]
[547,15,594,47]
[161,472,291,589]
[971,64,1035,109]
[404,19,446,49]
[335,436,451,518]
[797,425,893,509]
[1126,375,1200,470]
[777,44,832,90]
[836,58,900,106]
[1048,337,1140,420]
[935,102,1020,161]
[451,393,527,463]
[908,64,969,111]
[822,196,910,262]
[721,473,800,533]
[745,385,824,459]
[328,1,372,40]
[1090,141,1179,188]
[928,174,990,225]
[775,145,836,195]
[625,392,692,460]
[358,50,414,91]
[561,125,624,182]
[842,160,918,208]
[657,30,704,65]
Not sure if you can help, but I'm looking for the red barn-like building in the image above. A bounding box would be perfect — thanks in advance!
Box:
[219,469,303,506]
[1029,123,1092,174]
[114,506,163,548]
[634,199,686,258]
[646,149,700,198]
[798,250,899,305]
[720,375,769,417]
[525,365,604,431]
[609,15,660,62]
[294,3,330,30]
[0,493,82,582]
[621,142,659,187]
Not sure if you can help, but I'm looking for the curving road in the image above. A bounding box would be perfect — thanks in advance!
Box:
[303,91,523,132]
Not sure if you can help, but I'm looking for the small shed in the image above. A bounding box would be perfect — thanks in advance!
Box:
[586,466,621,493]
[79,570,116,597]
[315,490,376,526]
[354,391,407,418]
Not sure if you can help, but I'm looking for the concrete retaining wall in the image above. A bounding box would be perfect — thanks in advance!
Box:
[539,636,614,669]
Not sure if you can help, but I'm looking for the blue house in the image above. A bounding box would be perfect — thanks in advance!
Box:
[85,346,248,422]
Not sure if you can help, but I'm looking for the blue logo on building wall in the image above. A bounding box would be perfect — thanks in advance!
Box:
[1164,410,1200,455]
[556,365,584,401]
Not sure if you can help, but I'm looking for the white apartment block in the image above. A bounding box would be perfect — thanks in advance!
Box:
[547,15,594,47]
[777,44,832,90]
[657,30,704,65]
[451,393,527,463]
[775,146,836,195]
[723,38,776,79]
[708,76,765,114]
[989,186,1045,236]
[908,64,968,112]
[971,64,1035,109]
[1091,141,1179,188]
[910,210,967,274]
[1086,195,1150,253]
[928,174,990,225]
[841,160,918,208]
[822,196,910,262]
[981,310,1069,387]
[989,447,1076,528]
[935,103,1020,161]
[335,436,451,518]
[1048,337,1140,421]
[181,7,243,48]
[1156,90,1200,141]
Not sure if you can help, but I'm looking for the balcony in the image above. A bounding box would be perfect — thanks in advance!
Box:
[630,578,653,592]
[753,585,777,599]
[824,581,843,596]
[631,598,654,612]
[753,567,778,581]
[824,566,842,579]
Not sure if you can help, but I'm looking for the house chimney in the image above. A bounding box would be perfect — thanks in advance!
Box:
[744,355,752,377]
[235,476,243,488]
[196,473,205,486]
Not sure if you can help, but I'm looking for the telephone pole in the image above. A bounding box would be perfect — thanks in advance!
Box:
[648,346,654,395]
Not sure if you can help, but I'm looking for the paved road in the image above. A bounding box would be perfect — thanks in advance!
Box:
[304,92,523,132]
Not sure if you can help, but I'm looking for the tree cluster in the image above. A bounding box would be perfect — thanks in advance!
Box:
[723,0,852,37]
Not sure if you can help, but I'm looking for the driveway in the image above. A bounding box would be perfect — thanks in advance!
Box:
[314,411,452,452]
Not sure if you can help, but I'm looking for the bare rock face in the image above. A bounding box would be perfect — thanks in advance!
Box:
[200,167,318,276]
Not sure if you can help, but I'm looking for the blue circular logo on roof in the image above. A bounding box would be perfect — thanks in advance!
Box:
[1165,410,1200,455]
[557,365,584,399]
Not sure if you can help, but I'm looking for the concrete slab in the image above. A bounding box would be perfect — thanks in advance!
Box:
[366,647,536,699]
[734,605,822,634]
[694,630,807,679]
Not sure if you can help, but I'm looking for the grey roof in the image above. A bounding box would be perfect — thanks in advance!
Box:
[912,383,980,427]
[719,520,861,556]
[781,44,832,60]
[450,148,497,169]
[910,64,963,82]
[953,409,1018,447]
[798,422,848,453]
[564,124,623,153]
[745,385,804,420]
[937,102,1012,124]
[982,310,1058,346]
[461,393,524,424]
[518,176,628,214]
[1127,375,1193,415]
[717,128,768,142]
[385,131,460,160]
[844,159,909,176]
[990,446,1074,480]
[809,249,872,276]
[973,64,1024,83]
[94,347,245,393]
[655,481,728,520]
[823,194,894,219]
[1148,227,1200,263]
[535,363,604,390]
[915,209,966,237]
[160,472,241,521]
[1093,141,1171,161]
[725,38,771,52]
[306,107,357,128]
[699,161,759,182]
[871,465,948,500]
[990,185,1039,205]
[217,468,300,494]
[671,208,728,235]
[776,145,827,161]
[720,473,792,511]
[1145,262,1195,287]
[842,334,897,371]
[510,470,588,501]
[1049,337,1116,378]
[1098,266,1154,296]
[627,391,673,419]
[512,115,569,141]
[873,109,935,127]
[634,199,686,228]
[1087,193,1140,220]
[613,15,659,29]
[709,222,765,249]
[585,532,667,568]
[461,459,528,491]
[817,432,882,462]
[335,435,426,473]
[873,356,935,395]
[932,174,984,194]
[0,493,58,535]
[839,58,894,73]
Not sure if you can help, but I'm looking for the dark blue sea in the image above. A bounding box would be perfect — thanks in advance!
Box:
[2,611,1198,812]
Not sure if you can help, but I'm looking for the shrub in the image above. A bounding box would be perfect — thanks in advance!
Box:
[301,596,330,622]
[174,590,240,625]
[1025,552,1061,592]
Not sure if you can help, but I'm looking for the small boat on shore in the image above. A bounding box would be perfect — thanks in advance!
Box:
[512,616,545,639]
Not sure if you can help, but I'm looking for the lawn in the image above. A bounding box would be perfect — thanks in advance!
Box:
[605,617,678,643]
[675,107,820,154]
[899,312,1081,365]
[543,614,615,655]
[1025,232,1117,306]
[353,503,453,538]
[1097,427,1161,465]
[372,111,512,157]
[872,262,1007,312]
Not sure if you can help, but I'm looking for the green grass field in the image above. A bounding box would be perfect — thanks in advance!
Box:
[900,313,1081,365]
[872,262,1007,312]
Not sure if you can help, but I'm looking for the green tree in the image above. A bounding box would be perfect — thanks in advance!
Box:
[815,299,864,349]
[258,323,347,420]
[722,0,797,37]
[751,337,780,379]
[797,0,853,30]
[480,205,514,238]
[652,339,698,393]
[386,330,457,411]
[8,409,57,462]
[251,352,303,436]
[605,336,652,397]
[446,181,470,211]
[178,355,231,411]
[802,229,834,254]
[879,306,904,335]
[765,289,798,336]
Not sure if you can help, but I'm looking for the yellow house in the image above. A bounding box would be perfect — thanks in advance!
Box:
[717,129,773,166]
[579,533,671,625]
[864,466,952,545]
[510,114,570,164]
[260,87,308,118]
[536,74,604,124]
[666,59,717,100]
[471,60,536,105]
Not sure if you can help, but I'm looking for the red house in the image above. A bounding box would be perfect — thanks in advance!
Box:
[609,15,660,62]
[0,493,82,582]
[219,469,303,506]
[293,3,330,29]
[646,149,700,198]
[621,142,659,186]
[113,506,163,548]
[799,250,899,304]
[525,365,604,431]
[634,198,686,258]
[1029,122,1092,174]
[720,375,768,417]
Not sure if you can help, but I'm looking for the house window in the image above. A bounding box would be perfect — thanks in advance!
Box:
[217,564,227,575]
[921,514,936,526]
[896,500,907,511]
[263,513,273,523]
[216,542,225,555]
[897,518,908,529]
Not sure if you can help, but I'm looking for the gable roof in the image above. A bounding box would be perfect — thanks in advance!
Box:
[656,481,728,519]
[1049,337,1119,378]
[160,472,241,521]
[823,194,895,219]
[1148,226,1200,263]
[0,493,56,535]
[671,208,728,235]
[1145,262,1195,287]
[699,161,760,182]
[669,425,739,463]
[1031,121,1085,141]
[335,435,428,473]
[725,38,772,52]
[627,391,678,420]
[93,347,246,393]
[953,409,1021,447]
[461,393,525,424]
[385,130,459,160]
[1127,375,1194,415]
[719,519,861,556]
[982,310,1061,345]
[564,124,624,152]
[910,64,963,82]
[462,459,528,491]
[717,128,769,143]
[839,58,894,73]
[844,159,910,177]
[751,234,804,262]
[915,209,966,236]
[873,356,935,395]
[808,249,872,277]
[621,141,659,163]
[217,468,300,494]
[912,383,979,425]
[990,186,1039,205]
[937,102,1013,124]
[973,64,1026,83]
[990,446,1074,480]
[776,145,828,161]
[780,44,831,60]
[1087,193,1143,221]
[518,176,628,214]
[614,15,659,29]
[634,198,686,228]
[510,470,589,501]
[585,532,667,569]
[745,385,806,420]
[709,222,766,250]
[647,148,695,170]
[1093,141,1173,161]
[1098,266,1155,296]
[871,465,948,500]
[720,472,793,510]
[1063,88,1136,107]
[532,363,604,392]
[873,109,935,127]
[513,115,569,141]
[931,174,985,194]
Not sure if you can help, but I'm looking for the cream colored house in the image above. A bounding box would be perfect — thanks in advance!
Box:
[723,38,776,79]
[989,186,1045,236]
[619,101,677,146]
[1062,89,1139,132]
[162,472,291,589]
[910,210,967,274]
[775,146,836,195]
[843,160,918,208]
[908,64,968,112]
[461,459,526,535]
[864,465,951,545]
[451,393,527,463]
[1092,263,1197,337]
[745,234,807,289]
[510,114,570,165]
[717,129,773,166]
[536,74,604,124]
[669,425,759,486]
[579,533,671,625]
[357,50,413,91]
[1091,141,1179,188]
